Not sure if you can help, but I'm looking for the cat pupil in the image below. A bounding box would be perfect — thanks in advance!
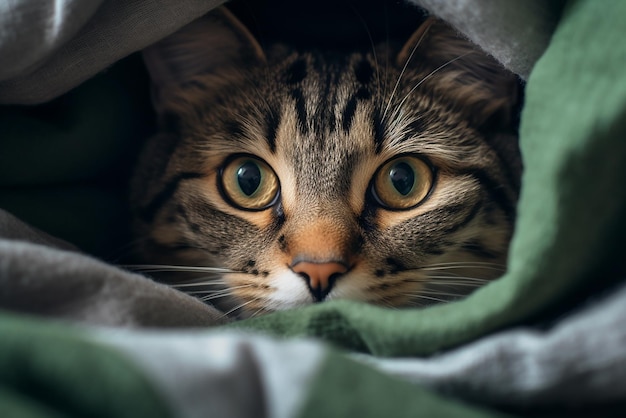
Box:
[237,161,261,196]
[389,162,415,195]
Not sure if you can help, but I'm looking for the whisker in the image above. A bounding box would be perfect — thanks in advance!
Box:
[222,298,260,319]
[122,264,237,274]
[192,284,252,293]
[425,283,487,292]
[422,277,493,284]
[420,262,506,270]
[417,267,505,274]
[419,271,470,280]
[201,292,237,303]
[193,288,233,297]
[417,289,469,298]
[408,294,450,304]
[169,281,228,288]
[425,277,491,285]
[389,52,472,123]
[186,289,226,295]
[194,285,255,303]
[406,279,489,288]
[381,299,400,310]
[426,275,491,281]
[248,305,271,319]
[421,260,505,267]
[382,19,431,122]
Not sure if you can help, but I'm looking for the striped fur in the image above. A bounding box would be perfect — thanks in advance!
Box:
[131,8,521,317]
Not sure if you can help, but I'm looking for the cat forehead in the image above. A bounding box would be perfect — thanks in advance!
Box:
[263,51,468,158]
[182,47,478,169]
[273,50,378,88]
[268,52,380,151]
[184,50,387,158]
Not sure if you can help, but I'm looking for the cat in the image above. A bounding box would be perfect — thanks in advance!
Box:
[130,6,522,318]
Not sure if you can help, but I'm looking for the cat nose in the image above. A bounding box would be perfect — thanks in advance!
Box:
[291,261,348,302]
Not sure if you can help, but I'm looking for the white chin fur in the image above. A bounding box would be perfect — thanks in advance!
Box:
[266,270,374,309]
[267,270,314,310]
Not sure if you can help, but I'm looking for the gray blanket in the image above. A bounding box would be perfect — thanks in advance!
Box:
[0,210,227,327]
[0,0,560,104]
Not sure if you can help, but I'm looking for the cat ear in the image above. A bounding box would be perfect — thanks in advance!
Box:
[143,7,265,112]
[397,18,520,131]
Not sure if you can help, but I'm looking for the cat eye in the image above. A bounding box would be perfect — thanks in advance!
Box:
[219,155,280,210]
[371,155,434,210]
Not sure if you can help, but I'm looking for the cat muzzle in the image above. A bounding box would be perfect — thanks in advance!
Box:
[291,261,348,302]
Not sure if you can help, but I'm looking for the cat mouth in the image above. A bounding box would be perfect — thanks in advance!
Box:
[287,259,354,303]
[298,271,346,302]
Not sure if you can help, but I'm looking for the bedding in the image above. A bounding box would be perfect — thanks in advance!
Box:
[1,0,626,416]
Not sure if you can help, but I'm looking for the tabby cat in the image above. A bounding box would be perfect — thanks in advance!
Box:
[130,6,521,318]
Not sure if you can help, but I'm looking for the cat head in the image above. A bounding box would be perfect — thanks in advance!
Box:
[132,7,521,317]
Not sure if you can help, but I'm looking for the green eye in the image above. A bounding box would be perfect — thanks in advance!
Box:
[372,155,434,210]
[220,156,279,210]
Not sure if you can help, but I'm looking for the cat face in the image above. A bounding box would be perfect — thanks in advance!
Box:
[131,8,521,317]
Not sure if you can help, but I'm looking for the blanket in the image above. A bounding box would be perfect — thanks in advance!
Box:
[1,0,626,417]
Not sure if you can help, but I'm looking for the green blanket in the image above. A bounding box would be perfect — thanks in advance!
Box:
[1,0,626,417]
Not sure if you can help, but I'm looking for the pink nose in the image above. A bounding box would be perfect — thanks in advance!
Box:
[291,261,348,300]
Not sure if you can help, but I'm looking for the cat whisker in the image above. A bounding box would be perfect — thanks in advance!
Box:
[428,277,489,288]
[420,270,502,279]
[248,305,272,319]
[183,284,257,306]
[427,261,504,266]
[188,284,252,294]
[200,295,228,304]
[403,268,501,282]
[188,284,256,304]
[417,289,470,299]
[221,297,261,319]
[407,293,450,304]
[405,278,489,288]
[123,264,237,274]
[169,280,229,288]
[191,287,233,297]
[419,272,489,281]
[424,283,487,294]
[380,299,400,310]
[389,52,473,124]
[382,18,431,122]
[185,289,227,295]
[200,291,239,303]
[419,262,506,271]
[367,291,401,310]
[169,275,268,290]
[408,262,505,274]
[425,275,491,282]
